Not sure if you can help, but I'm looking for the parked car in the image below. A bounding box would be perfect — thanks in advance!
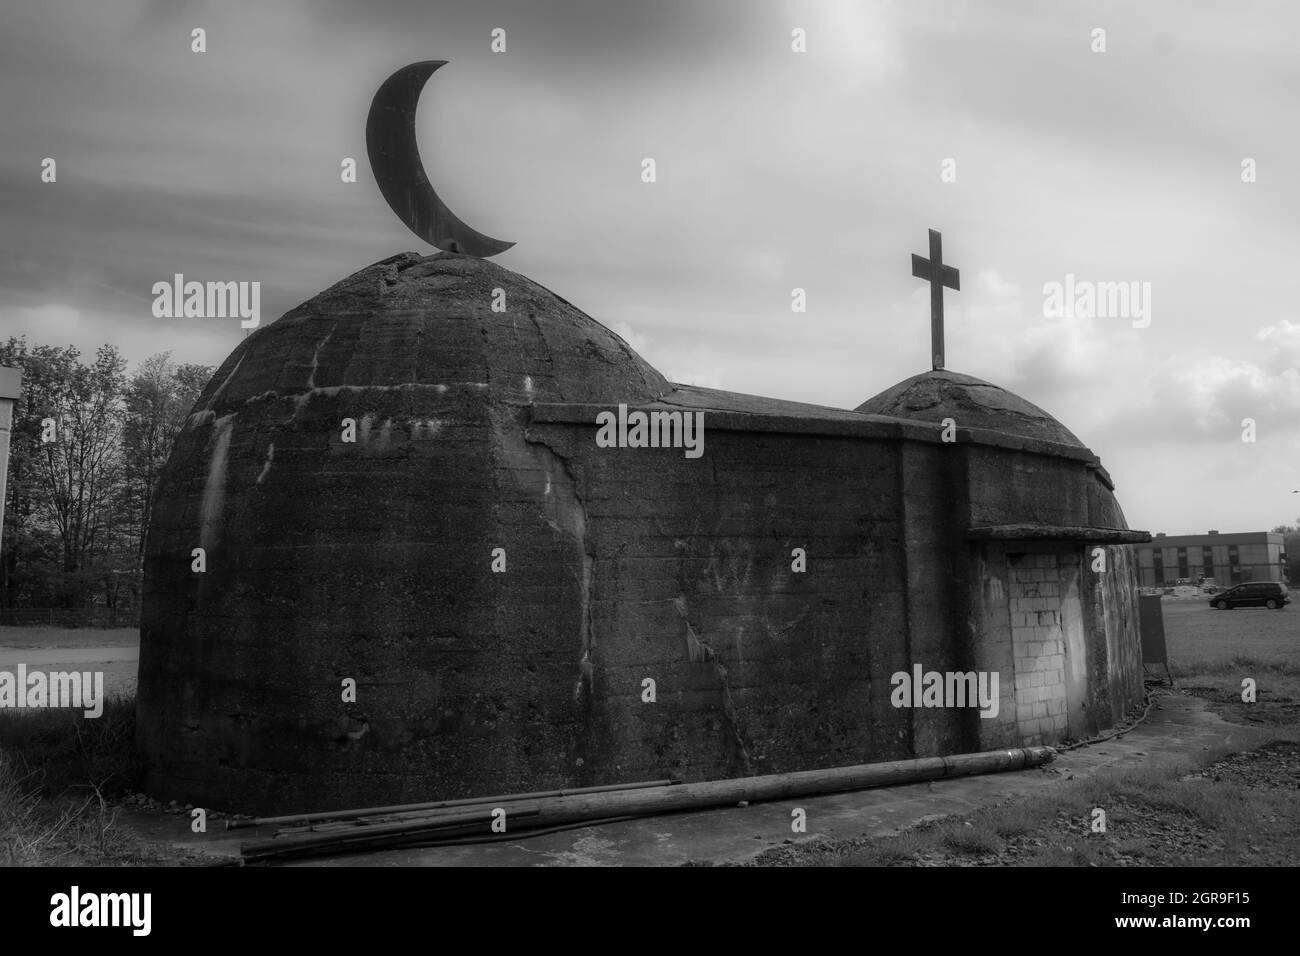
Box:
[1208,582,1291,610]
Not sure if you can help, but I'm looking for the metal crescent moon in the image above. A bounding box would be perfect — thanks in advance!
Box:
[366,60,514,258]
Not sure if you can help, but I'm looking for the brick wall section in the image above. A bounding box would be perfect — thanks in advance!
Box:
[1008,552,1070,744]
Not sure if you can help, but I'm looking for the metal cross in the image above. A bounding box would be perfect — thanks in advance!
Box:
[911,229,960,370]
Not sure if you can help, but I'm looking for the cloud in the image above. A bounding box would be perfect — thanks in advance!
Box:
[977,268,1019,298]
[1082,319,1300,445]
[609,320,650,356]
[2,302,235,370]
[1257,319,1300,374]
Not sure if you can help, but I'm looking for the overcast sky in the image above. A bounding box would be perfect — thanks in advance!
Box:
[1,0,1297,535]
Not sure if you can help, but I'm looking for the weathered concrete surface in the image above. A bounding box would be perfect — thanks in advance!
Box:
[138,252,1146,814]
[139,253,670,812]
[120,694,1267,866]
[858,369,1085,447]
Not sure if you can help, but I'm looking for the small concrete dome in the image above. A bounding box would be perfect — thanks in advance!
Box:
[857,370,1085,448]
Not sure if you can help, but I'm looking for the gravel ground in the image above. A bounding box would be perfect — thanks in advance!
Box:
[734,740,1300,867]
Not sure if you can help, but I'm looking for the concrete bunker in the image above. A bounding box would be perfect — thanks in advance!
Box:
[137,253,1148,813]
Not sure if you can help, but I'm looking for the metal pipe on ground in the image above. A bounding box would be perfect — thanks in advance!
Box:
[228,777,681,831]
[239,747,1055,863]
[241,807,543,863]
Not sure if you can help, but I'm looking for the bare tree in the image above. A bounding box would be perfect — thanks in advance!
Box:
[1,341,211,611]
[30,344,127,601]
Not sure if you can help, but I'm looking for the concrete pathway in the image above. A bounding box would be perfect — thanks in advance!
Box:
[0,645,139,666]
[126,691,1269,866]
[0,643,139,700]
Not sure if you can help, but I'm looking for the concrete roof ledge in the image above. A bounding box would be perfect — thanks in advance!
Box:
[528,399,1102,463]
[968,524,1152,544]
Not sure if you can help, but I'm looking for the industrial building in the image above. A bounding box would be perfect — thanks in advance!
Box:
[1134,531,1288,588]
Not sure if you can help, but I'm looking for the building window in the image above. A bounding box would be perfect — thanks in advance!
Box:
[1177,548,1189,579]
[1202,547,1214,576]
[1153,550,1165,586]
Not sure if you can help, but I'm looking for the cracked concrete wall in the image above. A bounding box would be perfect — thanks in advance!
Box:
[1090,544,1144,726]
[899,440,983,758]
[524,421,918,785]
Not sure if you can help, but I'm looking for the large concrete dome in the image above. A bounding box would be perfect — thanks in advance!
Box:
[138,252,669,811]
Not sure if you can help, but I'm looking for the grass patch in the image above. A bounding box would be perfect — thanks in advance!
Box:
[782,739,1300,867]
[985,803,1034,839]
[811,830,928,867]
[0,695,139,800]
[0,695,160,865]
[1175,654,1300,682]
[938,820,1003,855]
[1172,655,1300,731]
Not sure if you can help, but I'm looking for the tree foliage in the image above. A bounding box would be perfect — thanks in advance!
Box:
[0,337,210,611]
[1271,519,1300,584]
